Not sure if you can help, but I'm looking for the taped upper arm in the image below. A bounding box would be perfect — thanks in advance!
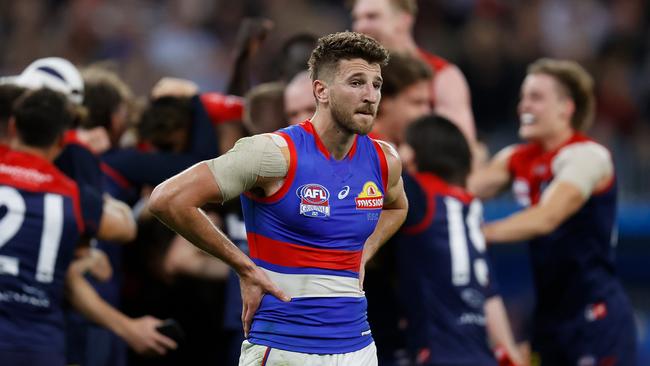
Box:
[204,134,289,201]
[551,142,613,198]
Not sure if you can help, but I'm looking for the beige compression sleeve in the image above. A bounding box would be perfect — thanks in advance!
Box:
[204,134,288,201]
[551,141,613,198]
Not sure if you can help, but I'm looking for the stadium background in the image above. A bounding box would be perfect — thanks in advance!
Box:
[0,0,648,364]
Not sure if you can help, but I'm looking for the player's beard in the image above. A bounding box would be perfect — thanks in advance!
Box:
[330,98,376,136]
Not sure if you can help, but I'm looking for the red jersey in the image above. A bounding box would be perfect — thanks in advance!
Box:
[418,49,451,108]
[200,93,244,125]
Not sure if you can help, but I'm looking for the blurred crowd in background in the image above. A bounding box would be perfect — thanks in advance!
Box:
[1,0,649,365]
[1,0,648,197]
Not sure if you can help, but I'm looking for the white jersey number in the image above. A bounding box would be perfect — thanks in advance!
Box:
[445,197,489,287]
[0,186,64,283]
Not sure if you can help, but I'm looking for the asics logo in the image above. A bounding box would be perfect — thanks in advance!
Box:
[338,186,350,199]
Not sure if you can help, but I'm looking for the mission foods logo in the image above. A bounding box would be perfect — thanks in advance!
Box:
[355,181,383,210]
[297,184,330,218]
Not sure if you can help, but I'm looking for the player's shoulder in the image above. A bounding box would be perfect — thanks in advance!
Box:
[234,133,290,150]
[371,139,398,160]
[555,138,612,166]
[559,135,610,156]
[371,139,401,173]
[0,150,78,197]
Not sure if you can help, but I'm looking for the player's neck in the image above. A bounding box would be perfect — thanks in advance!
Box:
[10,139,59,162]
[540,128,574,151]
[310,112,356,160]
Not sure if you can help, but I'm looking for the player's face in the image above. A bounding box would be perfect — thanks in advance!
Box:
[379,80,431,144]
[352,0,400,47]
[328,58,382,135]
[285,79,316,125]
[517,73,572,142]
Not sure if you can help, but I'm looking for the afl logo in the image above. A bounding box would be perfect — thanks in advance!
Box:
[297,184,331,218]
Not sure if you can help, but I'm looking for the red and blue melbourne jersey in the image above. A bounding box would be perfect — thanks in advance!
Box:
[0,150,85,353]
[240,121,388,354]
[397,172,497,366]
[508,133,622,323]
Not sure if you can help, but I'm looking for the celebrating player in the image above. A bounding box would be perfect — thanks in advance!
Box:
[471,58,637,365]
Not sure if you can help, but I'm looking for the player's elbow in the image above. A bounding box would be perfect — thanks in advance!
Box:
[149,182,173,219]
[149,180,185,222]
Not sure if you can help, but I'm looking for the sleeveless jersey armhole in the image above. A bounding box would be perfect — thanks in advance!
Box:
[243,132,297,204]
[371,140,388,193]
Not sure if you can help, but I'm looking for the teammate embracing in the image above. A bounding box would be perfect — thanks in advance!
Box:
[471,59,637,365]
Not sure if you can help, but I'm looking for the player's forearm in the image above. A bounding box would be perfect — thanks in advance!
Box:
[467,170,509,200]
[65,265,130,335]
[151,202,255,277]
[468,146,514,200]
[362,200,408,265]
[485,296,521,363]
[483,205,559,243]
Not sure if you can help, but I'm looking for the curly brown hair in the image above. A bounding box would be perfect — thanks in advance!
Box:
[308,31,389,82]
[528,58,595,131]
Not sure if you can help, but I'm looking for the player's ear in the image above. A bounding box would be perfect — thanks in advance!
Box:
[313,79,329,104]
[561,99,575,123]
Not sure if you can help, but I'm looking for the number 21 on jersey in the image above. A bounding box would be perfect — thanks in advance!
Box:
[0,186,64,283]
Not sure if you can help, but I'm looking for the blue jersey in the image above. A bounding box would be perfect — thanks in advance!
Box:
[0,150,90,355]
[241,121,388,354]
[55,140,104,192]
[54,140,105,237]
[397,172,497,366]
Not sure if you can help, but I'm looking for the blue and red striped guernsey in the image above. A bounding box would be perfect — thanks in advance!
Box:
[240,121,388,354]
